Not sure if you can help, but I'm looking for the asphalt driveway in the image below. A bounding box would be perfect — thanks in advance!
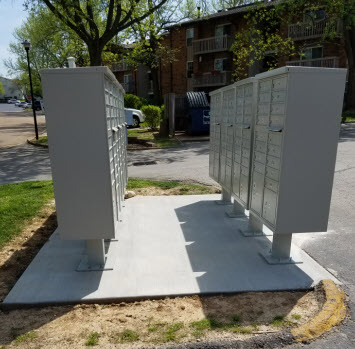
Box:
[0,108,46,148]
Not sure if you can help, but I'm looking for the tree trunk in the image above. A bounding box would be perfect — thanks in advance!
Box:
[344,26,355,110]
[88,41,103,66]
[151,67,162,106]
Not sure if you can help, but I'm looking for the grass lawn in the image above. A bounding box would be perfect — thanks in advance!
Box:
[127,128,180,148]
[28,135,48,147]
[342,111,355,122]
[127,178,219,195]
[0,181,54,248]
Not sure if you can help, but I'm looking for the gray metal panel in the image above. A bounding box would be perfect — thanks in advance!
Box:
[275,68,347,233]
[40,67,126,240]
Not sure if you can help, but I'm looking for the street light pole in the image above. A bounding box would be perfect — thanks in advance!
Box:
[22,40,39,140]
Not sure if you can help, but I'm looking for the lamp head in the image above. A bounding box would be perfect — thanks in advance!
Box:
[22,40,31,50]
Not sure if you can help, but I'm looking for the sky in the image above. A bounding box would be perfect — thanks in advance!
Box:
[0,0,28,78]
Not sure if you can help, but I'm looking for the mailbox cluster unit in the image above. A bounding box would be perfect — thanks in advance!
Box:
[41,67,127,268]
[210,66,347,262]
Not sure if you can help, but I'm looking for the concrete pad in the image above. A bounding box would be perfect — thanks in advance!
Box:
[3,195,338,306]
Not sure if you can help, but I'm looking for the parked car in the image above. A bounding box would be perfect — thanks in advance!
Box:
[7,99,19,104]
[125,108,145,128]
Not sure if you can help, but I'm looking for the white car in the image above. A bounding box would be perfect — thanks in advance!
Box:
[7,99,19,104]
[16,101,27,107]
[125,108,145,128]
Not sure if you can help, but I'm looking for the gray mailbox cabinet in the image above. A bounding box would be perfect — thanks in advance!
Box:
[209,66,347,263]
[250,67,346,234]
[41,67,127,242]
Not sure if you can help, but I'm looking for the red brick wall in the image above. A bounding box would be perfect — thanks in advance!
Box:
[160,10,347,96]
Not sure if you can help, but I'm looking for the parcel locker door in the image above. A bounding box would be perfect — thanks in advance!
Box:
[262,188,277,226]
[213,124,221,181]
[225,125,234,190]
[219,124,227,187]
[250,171,264,215]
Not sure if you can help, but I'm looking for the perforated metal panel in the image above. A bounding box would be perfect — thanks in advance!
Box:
[41,67,127,240]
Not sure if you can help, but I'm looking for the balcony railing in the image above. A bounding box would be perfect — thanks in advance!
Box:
[288,18,342,40]
[122,82,135,93]
[192,71,232,88]
[111,61,132,72]
[286,57,339,68]
[192,35,233,55]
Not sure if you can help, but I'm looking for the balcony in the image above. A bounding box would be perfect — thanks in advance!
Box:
[286,57,339,68]
[288,18,342,41]
[111,61,132,72]
[192,35,233,55]
[122,82,135,93]
[192,71,232,88]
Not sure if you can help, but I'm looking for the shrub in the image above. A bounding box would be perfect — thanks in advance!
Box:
[141,105,162,130]
[124,94,149,110]
[124,94,141,109]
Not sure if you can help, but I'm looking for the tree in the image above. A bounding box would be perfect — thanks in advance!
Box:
[27,0,170,66]
[231,0,355,109]
[281,0,355,109]
[0,81,4,96]
[231,4,296,80]
[123,0,187,104]
[5,8,89,96]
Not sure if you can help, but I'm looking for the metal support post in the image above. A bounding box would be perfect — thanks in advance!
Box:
[239,213,269,236]
[215,188,232,205]
[86,239,105,267]
[260,233,302,265]
[226,200,246,218]
[77,239,107,271]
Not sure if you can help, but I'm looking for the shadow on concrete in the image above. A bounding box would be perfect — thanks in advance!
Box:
[174,200,314,294]
[0,144,51,185]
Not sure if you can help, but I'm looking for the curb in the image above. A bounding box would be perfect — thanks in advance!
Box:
[291,279,347,342]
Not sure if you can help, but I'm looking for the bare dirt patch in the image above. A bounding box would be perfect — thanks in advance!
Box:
[0,290,325,348]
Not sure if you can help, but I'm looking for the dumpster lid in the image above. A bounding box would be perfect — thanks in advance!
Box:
[186,92,209,108]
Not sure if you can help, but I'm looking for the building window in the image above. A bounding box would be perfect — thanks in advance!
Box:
[214,58,228,71]
[124,74,132,84]
[301,47,323,60]
[215,24,230,37]
[304,9,326,22]
[186,28,194,47]
[187,61,193,78]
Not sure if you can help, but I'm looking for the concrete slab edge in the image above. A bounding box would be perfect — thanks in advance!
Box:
[1,287,319,310]
[291,279,348,342]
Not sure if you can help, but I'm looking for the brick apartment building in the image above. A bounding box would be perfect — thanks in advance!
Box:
[112,1,347,100]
